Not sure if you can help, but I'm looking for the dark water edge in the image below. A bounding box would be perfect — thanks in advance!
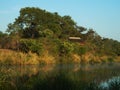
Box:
[0,63,120,90]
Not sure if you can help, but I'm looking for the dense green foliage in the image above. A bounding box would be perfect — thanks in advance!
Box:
[59,41,74,55]
[19,39,43,55]
[0,7,120,63]
[6,7,81,39]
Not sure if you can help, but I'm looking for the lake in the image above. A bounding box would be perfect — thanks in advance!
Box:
[0,63,120,90]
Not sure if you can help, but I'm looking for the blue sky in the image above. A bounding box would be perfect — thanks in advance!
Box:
[0,0,120,41]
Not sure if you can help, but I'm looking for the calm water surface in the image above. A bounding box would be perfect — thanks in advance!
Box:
[0,63,120,90]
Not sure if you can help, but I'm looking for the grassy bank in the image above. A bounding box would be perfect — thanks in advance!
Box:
[0,49,119,65]
[0,49,55,65]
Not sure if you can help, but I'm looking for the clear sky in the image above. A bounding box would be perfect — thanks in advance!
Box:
[0,0,120,41]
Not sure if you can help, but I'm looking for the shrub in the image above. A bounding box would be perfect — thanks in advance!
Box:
[108,57,114,62]
[59,41,74,55]
[78,47,87,55]
[19,39,43,55]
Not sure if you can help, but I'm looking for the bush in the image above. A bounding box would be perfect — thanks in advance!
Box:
[59,41,74,55]
[73,43,87,55]
[19,39,43,55]
[108,57,114,62]
[79,47,87,55]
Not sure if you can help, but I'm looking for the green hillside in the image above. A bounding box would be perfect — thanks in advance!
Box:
[0,7,120,64]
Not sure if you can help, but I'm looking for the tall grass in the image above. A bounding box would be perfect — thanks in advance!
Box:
[0,49,119,65]
[0,49,55,65]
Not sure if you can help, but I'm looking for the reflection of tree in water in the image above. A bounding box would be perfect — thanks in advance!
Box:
[0,64,120,90]
[0,65,55,77]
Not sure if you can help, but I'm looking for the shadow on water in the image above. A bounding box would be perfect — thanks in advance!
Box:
[0,63,120,90]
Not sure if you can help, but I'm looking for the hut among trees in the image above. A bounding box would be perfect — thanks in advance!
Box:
[69,37,81,42]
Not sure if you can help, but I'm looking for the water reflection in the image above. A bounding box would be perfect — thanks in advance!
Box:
[0,63,120,90]
[0,65,55,77]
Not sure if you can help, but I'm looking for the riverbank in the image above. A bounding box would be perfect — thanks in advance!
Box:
[0,49,120,65]
[0,49,55,65]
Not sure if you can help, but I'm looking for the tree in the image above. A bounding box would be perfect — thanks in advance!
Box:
[0,31,8,48]
[86,29,96,42]
[15,7,43,38]
[62,15,76,26]
[7,7,83,39]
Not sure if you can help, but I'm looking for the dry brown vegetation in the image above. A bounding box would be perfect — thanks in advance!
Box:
[0,49,55,65]
[0,49,120,65]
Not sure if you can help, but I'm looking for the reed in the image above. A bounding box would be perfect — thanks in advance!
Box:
[0,49,55,65]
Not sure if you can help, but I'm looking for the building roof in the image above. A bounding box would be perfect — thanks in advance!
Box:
[69,37,81,40]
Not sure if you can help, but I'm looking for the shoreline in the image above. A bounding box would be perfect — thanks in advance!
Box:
[0,49,120,65]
